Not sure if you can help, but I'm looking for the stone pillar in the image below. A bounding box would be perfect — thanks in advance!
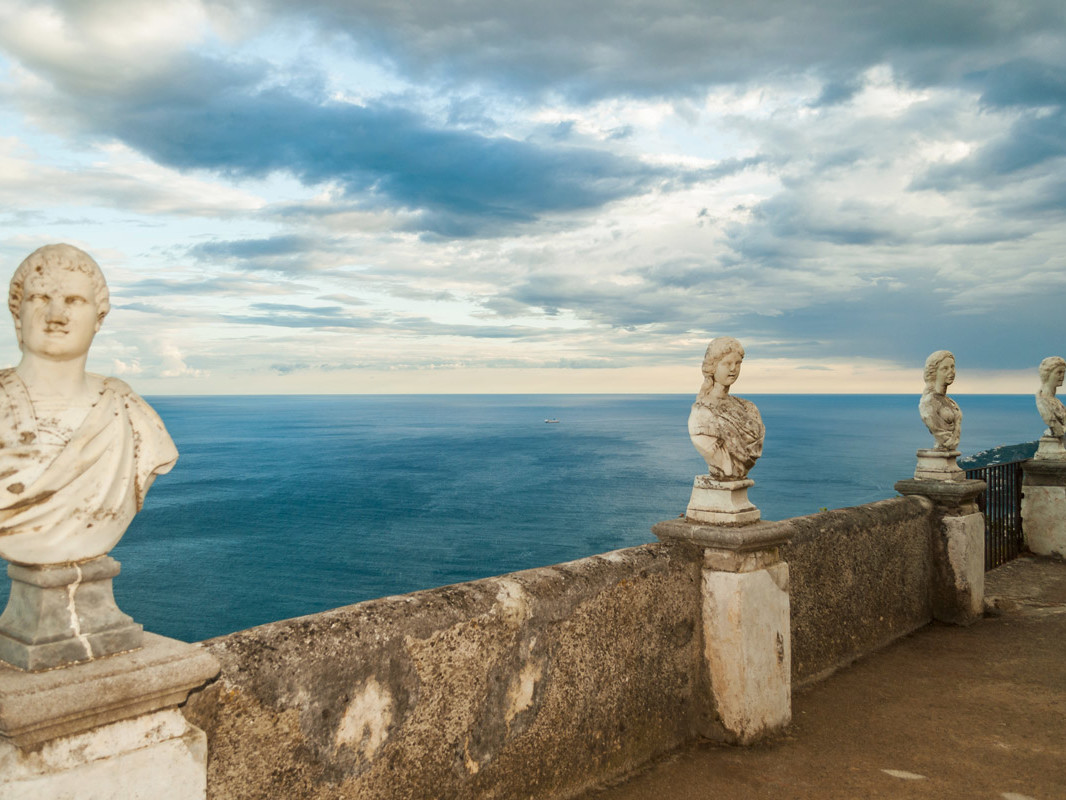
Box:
[1021,457,1066,558]
[0,634,219,800]
[653,518,791,744]
[895,478,986,625]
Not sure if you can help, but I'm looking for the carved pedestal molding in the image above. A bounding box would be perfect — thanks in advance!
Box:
[895,478,986,625]
[686,476,760,525]
[654,517,791,744]
[0,556,142,672]
[913,448,965,482]
[0,634,219,800]
[1034,435,1066,461]
[1021,458,1066,559]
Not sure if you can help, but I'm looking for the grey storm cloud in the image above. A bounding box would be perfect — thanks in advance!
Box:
[16,52,672,237]
[188,236,328,261]
[120,276,313,297]
[221,312,376,329]
[915,109,1066,191]
[184,235,340,272]
[235,0,1066,99]
[495,272,722,331]
[250,302,347,315]
[219,303,556,339]
[733,278,1065,371]
[971,59,1066,109]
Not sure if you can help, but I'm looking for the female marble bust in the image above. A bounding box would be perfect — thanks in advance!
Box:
[688,337,764,481]
[1037,356,1066,438]
[919,350,961,451]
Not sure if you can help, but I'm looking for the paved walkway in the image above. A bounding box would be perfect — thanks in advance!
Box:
[580,556,1066,800]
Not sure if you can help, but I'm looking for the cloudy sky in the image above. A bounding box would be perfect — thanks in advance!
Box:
[1,0,1063,393]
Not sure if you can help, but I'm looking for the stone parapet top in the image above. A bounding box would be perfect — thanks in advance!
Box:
[0,633,219,748]
[1021,458,1066,484]
[894,478,986,505]
[652,516,793,552]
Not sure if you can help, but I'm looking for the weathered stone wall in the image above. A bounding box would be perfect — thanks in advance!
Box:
[184,495,941,799]
[783,496,936,685]
[184,544,705,800]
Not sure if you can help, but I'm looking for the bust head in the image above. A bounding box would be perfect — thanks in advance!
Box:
[1038,356,1066,391]
[923,350,955,391]
[701,337,745,388]
[9,244,110,358]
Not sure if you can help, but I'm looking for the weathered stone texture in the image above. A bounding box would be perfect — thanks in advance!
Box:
[701,563,790,742]
[1023,485,1066,558]
[1022,460,1066,559]
[184,544,703,800]
[783,496,935,685]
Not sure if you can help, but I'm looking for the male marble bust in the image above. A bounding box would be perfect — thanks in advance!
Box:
[0,244,177,565]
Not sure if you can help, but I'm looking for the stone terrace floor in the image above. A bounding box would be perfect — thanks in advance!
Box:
[579,555,1066,800]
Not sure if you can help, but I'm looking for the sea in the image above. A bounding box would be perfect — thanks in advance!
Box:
[0,394,1041,643]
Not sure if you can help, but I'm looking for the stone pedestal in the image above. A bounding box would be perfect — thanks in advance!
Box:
[895,478,986,625]
[0,633,219,800]
[654,517,790,744]
[1034,435,1066,461]
[0,556,142,672]
[686,476,760,525]
[913,448,965,481]
[1021,458,1066,559]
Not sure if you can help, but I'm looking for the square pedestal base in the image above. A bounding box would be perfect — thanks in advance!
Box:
[913,449,965,482]
[1034,435,1066,461]
[686,476,760,525]
[0,557,142,672]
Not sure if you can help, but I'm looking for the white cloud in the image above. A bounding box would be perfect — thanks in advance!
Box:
[0,0,211,91]
[0,0,1063,392]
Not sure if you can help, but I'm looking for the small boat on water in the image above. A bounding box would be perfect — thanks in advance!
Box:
[544,418,560,424]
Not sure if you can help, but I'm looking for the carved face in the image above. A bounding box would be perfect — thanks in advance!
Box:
[1053,365,1065,388]
[17,267,101,362]
[713,351,743,387]
[936,356,955,388]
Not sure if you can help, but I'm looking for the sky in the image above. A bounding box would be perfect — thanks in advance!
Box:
[0,0,1063,394]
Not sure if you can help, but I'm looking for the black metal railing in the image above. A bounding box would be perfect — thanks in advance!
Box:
[965,460,1025,571]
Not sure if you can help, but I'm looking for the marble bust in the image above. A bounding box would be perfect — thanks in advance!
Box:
[0,244,177,565]
[1037,356,1066,438]
[918,350,961,451]
[689,337,764,481]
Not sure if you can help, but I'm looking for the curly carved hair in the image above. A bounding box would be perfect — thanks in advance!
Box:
[701,336,745,384]
[923,350,955,389]
[1039,356,1066,385]
[9,244,110,331]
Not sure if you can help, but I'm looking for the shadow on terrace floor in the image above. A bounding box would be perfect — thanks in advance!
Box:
[579,555,1066,800]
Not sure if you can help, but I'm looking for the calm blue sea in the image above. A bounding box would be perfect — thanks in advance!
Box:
[0,394,1040,643]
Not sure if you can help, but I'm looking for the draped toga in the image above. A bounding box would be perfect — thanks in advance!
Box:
[688,394,764,481]
[0,369,177,565]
